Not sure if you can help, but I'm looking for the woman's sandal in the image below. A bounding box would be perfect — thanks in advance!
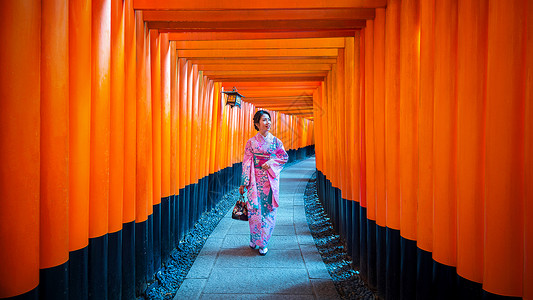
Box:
[259,247,268,256]
[249,242,258,250]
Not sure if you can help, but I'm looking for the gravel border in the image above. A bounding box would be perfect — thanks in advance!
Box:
[303,172,376,300]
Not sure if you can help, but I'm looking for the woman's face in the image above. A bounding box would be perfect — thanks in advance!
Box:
[256,114,271,133]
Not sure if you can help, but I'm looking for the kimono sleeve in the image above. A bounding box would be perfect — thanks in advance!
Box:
[241,140,253,187]
[267,138,289,178]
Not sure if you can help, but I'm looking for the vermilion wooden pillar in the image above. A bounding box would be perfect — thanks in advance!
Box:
[109,0,125,297]
[69,0,91,298]
[41,0,70,298]
[135,10,149,295]
[433,0,458,267]
[0,1,41,298]
[417,0,435,257]
[456,0,487,287]
[90,0,111,298]
[484,0,526,296]
[122,0,136,298]
[384,1,401,298]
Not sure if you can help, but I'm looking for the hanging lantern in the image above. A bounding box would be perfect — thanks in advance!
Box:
[222,87,244,108]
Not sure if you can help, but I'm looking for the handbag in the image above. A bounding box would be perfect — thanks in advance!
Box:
[232,194,249,221]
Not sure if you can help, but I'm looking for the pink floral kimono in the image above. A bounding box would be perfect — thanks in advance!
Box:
[241,132,289,248]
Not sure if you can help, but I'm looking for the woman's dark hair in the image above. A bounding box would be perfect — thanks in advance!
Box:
[253,110,271,131]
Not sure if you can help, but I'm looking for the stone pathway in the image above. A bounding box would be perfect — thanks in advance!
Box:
[174,157,340,300]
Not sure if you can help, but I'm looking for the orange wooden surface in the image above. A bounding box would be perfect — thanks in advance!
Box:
[433,0,458,267]
[69,0,91,251]
[179,58,188,189]
[352,34,362,203]
[133,0,387,10]
[144,9,375,23]
[0,1,40,296]
[483,0,526,296]
[40,0,70,268]
[90,0,111,238]
[191,64,200,183]
[136,11,149,223]
[373,8,386,227]
[168,31,358,41]
[170,40,179,195]
[124,0,137,224]
[364,20,376,220]
[359,30,366,208]
[384,0,401,230]
[186,61,193,184]
[417,0,435,253]
[145,26,154,216]
[336,48,347,196]
[151,30,162,205]
[161,33,171,198]
[456,0,487,284]
[398,0,419,241]
[109,0,125,233]
[525,3,533,299]
[344,38,356,201]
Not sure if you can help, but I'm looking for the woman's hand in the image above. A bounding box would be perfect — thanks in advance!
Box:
[239,185,246,195]
[261,162,271,170]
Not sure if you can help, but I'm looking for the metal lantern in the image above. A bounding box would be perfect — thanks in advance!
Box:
[222,87,244,108]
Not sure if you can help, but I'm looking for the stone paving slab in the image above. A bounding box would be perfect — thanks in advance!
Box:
[203,267,314,295]
[175,157,340,300]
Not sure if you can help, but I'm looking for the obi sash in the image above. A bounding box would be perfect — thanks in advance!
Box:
[253,153,270,168]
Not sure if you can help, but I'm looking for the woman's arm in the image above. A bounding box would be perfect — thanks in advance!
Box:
[241,140,253,191]
[266,138,289,178]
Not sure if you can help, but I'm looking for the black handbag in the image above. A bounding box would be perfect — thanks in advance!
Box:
[232,194,249,221]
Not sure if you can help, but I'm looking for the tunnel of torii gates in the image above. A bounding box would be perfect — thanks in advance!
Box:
[0,0,532,299]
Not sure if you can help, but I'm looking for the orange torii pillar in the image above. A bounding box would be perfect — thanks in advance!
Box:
[89,0,111,299]
[123,0,137,298]
[108,0,125,298]
[398,0,419,298]
[416,0,435,298]
[41,0,70,299]
[0,1,40,299]
[135,10,150,295]
[69,0,92,299]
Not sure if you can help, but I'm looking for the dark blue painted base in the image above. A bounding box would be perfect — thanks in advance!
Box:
[122,221,135,300]
[147,214,154,279]
[39,260,68,299]
[6,288,38,300]
[108,230,122,300]
[88,234,108,300]
[161,196,171,263]
[400,237,417,300]
[385,227,401,300]
[135,220,148,296]
[316,170,521,300]
[69,246,89,300]
[416,248,432,300]
[367,219,377,289]
[153,203,161,273]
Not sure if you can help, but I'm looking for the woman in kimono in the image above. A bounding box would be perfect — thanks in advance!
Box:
[239,110,289,256]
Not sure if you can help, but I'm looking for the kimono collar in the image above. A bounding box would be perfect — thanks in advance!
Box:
[255,132,273,143]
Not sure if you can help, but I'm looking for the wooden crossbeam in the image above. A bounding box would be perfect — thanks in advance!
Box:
[203,70,328,76]
[134,0,387,10]
[174,38,344,49]
[198,64,331,72]
[177,48,338,58]
[192,58,337,65]
[149,20,366,31]
[213,76,325,82]
[143,9,375,22]
[167,30,358,40]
